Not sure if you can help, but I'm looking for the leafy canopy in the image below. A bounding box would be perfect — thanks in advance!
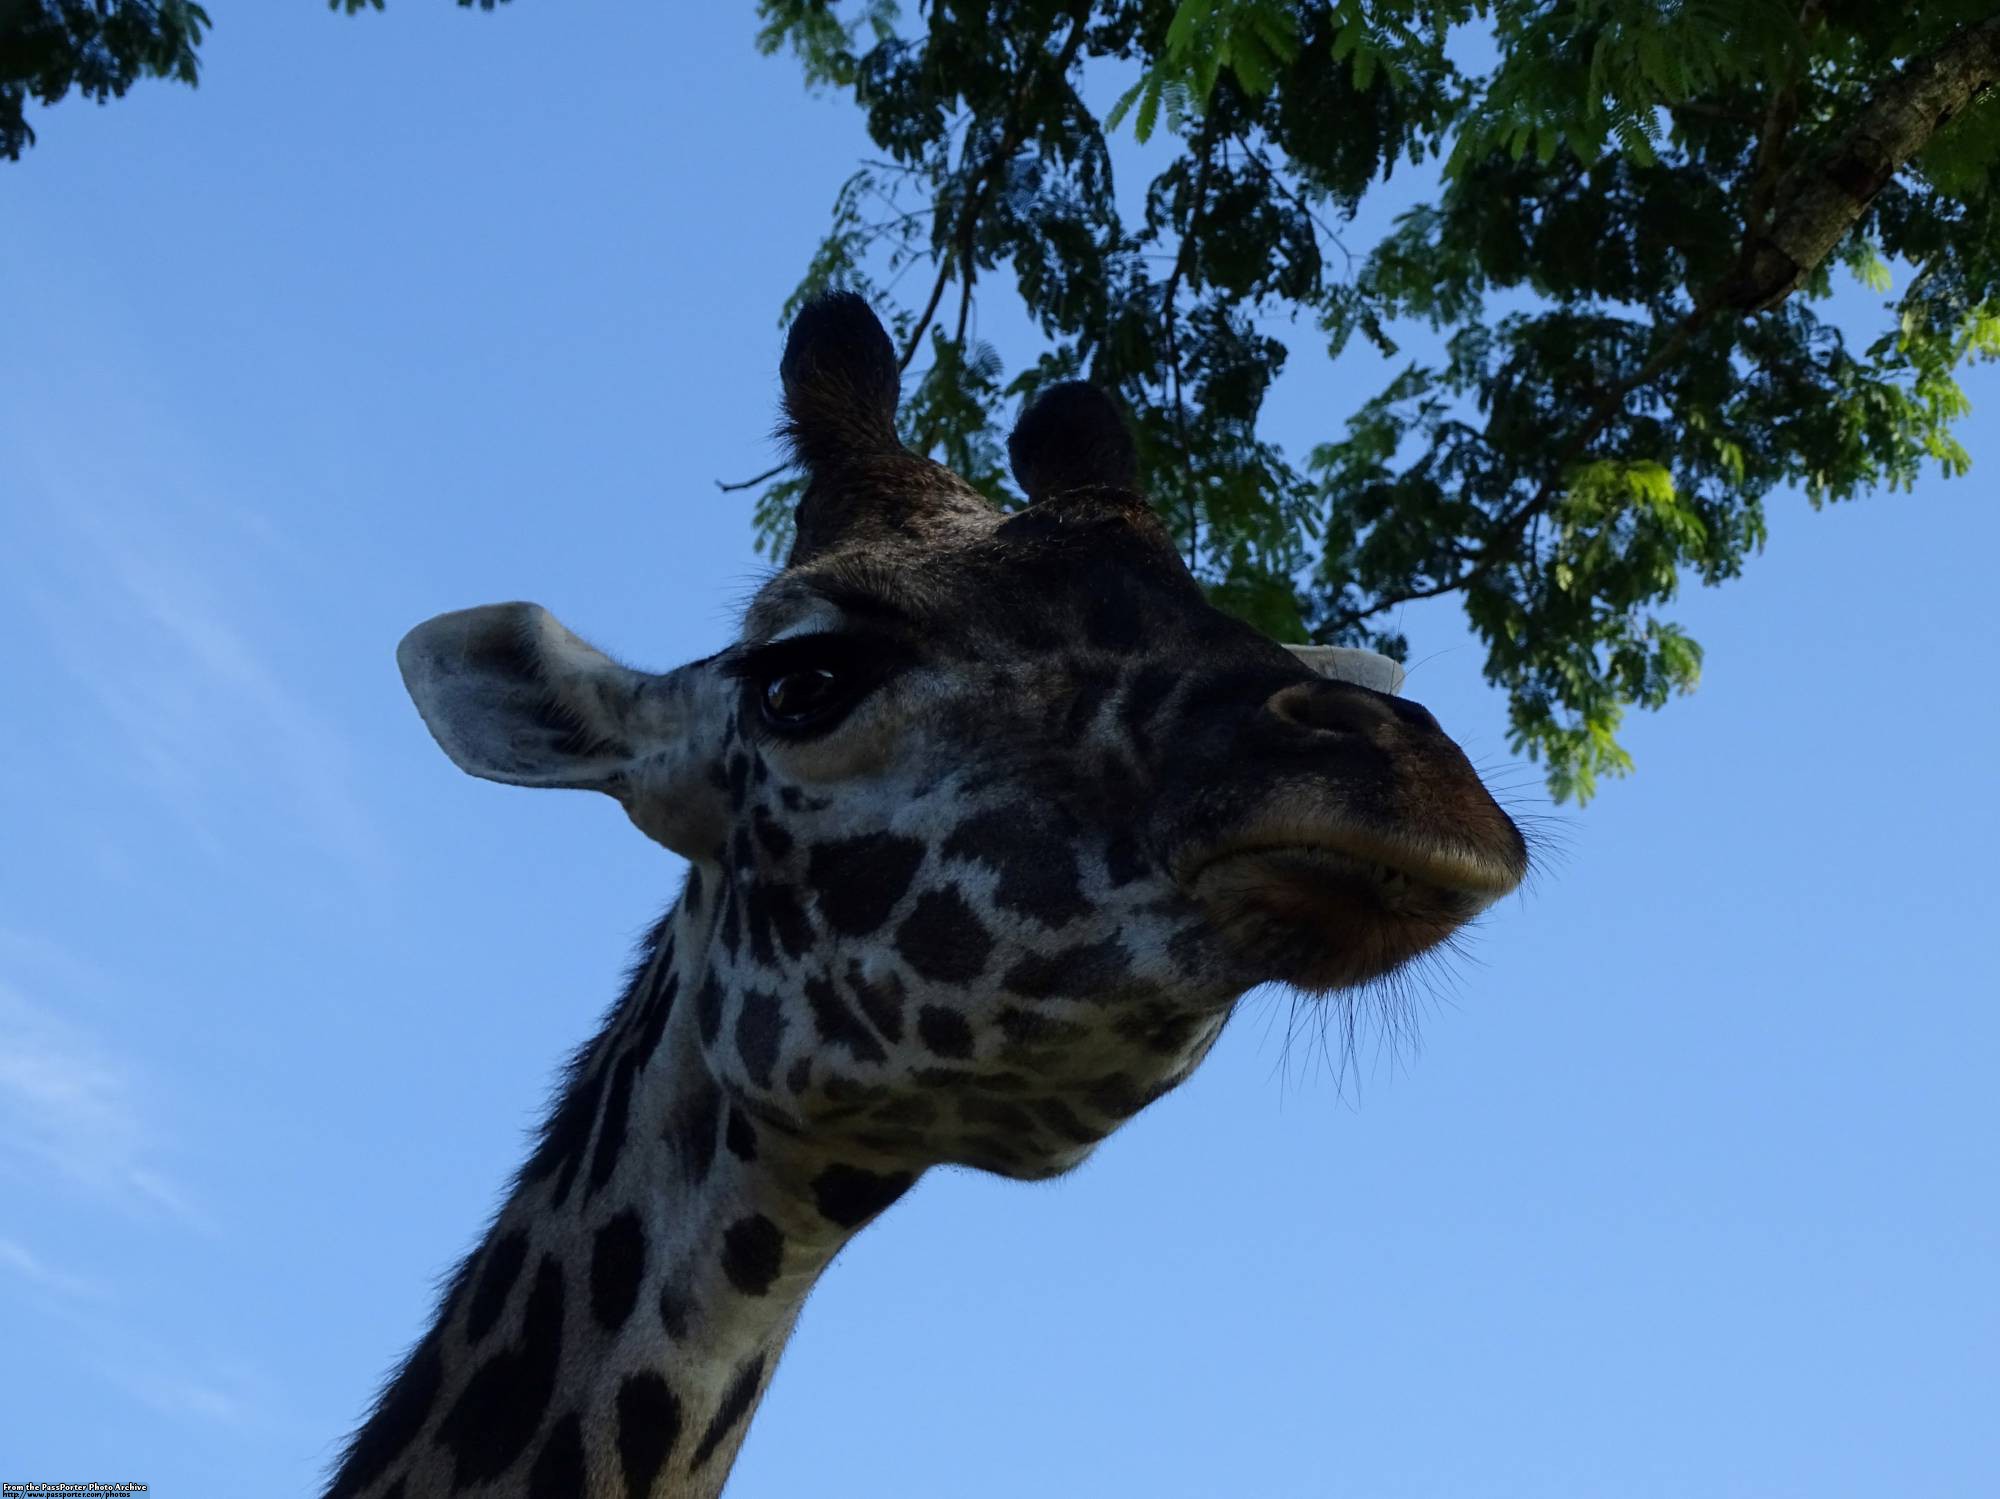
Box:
[8,1,1995,800]
[1,1,210,160]
[755,0,2000,801]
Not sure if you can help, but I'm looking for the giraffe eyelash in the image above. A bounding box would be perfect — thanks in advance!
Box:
[721,629,914,685]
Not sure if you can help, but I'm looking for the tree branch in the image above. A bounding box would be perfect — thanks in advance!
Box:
[1729,9,2000,312]
[898,5,1093,371]
[1741,2,1823,244]
[1333,9,2000,633]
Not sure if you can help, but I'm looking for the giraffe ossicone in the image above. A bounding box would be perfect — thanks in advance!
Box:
[330,292,1527,1498]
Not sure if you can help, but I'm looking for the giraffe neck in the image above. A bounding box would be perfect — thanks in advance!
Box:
[327,879,902,1499]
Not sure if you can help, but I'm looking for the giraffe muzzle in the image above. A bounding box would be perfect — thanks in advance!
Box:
[1175,814,1526,991]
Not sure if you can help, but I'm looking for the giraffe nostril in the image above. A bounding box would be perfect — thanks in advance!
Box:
[1263,680,1408,739]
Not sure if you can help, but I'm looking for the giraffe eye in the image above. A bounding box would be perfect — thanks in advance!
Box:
[732,630,910,738]
[761,667,850,729]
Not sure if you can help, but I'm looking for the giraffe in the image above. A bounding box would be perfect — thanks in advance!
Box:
[324,293,1527,1498]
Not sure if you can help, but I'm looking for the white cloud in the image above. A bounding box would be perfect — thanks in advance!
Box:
[0,1234,107,1300]
[5,414,390,887]
[106,1353,251,1427]
[0,977,205,1229]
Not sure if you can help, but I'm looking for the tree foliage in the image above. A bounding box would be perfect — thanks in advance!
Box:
[755,0,2000,800]
[1,1,209,160]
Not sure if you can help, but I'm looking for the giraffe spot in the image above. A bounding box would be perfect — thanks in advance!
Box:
[697,972,725,1048]
[1001,937,1131,1001]
[1031,1095,1102,1146]
[1083,570,1146,651]
[658,1279,692,1341]
[1104,830,1148,886]
[969,1069,1032,1094]
[942,808,1087,928]
[895,888,993,983]
[725,1108,759,1162]
[752,804,793,858]
[589,1210,646,1333]
[917,1004,975,1059]
[734,989,785,1091]
[1115,1006,1202,1055]
[913,1065,979,1091]
[666,1074,723,1187]
[718,882,742,957]
[691,1351,769,1471]
[807,832,925,935]
[528,1412,585,1499]
[820,1072,887,1107]
[726,751,751,809]
[585,1049,642,1199]
[528,1056,607,1207]
[995,1006,1085,1047]
[732,1090,805,1137]
[464,1229,528,1347]
[683,865,704,913]
[786,1054,812,1096]
[811,1163,915,1229]
[1166,922,1208,975]
[720,1214,784,1297]
[616,1371,683,1499]
[870,1093,938,1127]
[1062,665,1117,740]
[435,1255,565,1487]
[1117,664,1179,753]
[759,882,814,960]
[1095,748,1137,791]
[625,970,678,1074]
[957,1094,1033,1133]
[855,1127,932,1154]
[324,1328,443,1497]
[961,1133,1025,1169]
[849,967,905,1042]
[806,976,887,1065]
[1087,1073,1147,1120]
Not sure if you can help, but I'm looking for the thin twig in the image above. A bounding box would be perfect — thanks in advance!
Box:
[719,7,1093,489]
[899,4,1093,374]
[1238,137,1353,269]
[1163,112,1222,567]
[716,462,788,494]
[900,257,955,371]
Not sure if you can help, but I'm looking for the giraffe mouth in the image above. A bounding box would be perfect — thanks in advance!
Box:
[1181,826,1520,907]
[1178,831,1521,990]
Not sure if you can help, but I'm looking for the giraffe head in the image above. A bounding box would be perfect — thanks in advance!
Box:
[399,294,1526,1182]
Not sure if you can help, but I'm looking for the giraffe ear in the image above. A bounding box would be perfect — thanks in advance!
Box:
[780,291,905,471]
[398,604,667,792]
[1009,382,1138,502]
[398,604,725,854]
[1285,645,1407,696]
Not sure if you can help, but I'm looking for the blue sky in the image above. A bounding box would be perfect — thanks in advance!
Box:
[3,5,1995,1496]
